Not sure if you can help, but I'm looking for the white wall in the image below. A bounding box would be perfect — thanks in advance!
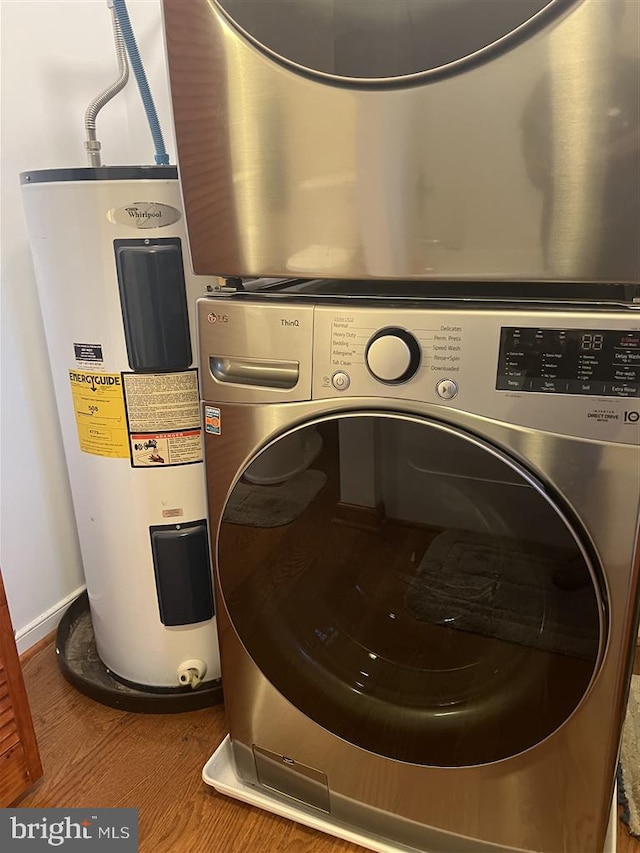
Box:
[0,0,177,651]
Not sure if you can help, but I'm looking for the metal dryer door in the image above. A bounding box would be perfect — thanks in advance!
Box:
[216,412,605,767]
[214,0,564,81]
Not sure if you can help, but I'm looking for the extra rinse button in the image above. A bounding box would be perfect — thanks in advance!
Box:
[436,379,458,400]
[332,371,351,391]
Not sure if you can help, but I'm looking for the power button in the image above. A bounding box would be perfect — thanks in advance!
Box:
[436,379,458,400]
[332,371,351,391]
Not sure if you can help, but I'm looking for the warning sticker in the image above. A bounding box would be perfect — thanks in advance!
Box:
[69,370,129,458]
[205,406,221,435]
[130,430,203,468]
[123,371,200,432]
[73,342,104,370]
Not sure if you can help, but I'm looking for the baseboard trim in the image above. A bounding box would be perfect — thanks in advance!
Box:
[15,585,86,656]
[19,629,57,666]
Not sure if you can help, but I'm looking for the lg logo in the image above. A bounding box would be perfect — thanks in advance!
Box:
[623,411,639,424]
[207,312,229,324]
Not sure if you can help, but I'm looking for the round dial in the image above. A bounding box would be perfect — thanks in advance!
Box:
[365,327,421,384]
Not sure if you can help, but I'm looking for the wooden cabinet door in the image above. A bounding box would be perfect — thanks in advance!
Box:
[0,571,43,805]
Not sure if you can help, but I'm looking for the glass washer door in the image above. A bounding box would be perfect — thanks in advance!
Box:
[215,0,568,81]
[218,413,604,767]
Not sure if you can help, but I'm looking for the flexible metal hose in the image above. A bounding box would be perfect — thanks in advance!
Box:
[84,4,130,167]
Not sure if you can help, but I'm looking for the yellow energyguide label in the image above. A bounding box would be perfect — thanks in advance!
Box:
[69,370,129,458]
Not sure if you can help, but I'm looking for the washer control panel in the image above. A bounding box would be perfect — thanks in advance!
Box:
[320,308,463,392]
[309,304,639,444]
[497,327,639,397]
[197,297,639,444]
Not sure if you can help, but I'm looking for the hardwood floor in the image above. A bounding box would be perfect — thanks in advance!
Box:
[14,639,640,853]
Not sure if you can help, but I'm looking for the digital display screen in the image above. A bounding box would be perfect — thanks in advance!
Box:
[496,328,639,397]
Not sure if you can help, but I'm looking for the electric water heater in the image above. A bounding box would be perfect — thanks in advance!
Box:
[21,166,221,699]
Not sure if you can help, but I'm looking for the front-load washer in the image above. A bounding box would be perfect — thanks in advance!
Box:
[163,0,639,283]
[199,284,640,853]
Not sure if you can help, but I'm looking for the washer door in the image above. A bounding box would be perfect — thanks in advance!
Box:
[218,414,604,767]
[214,0,570,81]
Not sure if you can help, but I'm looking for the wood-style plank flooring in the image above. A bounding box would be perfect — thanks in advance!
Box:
[15,639,640,853]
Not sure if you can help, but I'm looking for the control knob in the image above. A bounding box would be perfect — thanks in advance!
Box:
[365,327,421,384]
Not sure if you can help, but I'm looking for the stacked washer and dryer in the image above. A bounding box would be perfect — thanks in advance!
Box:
[163,1,640,852]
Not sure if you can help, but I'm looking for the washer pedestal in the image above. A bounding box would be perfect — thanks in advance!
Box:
[203,736,618,853]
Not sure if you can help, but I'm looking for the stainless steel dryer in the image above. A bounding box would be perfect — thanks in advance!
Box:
[164,0,639,283]
[200,283,640,853]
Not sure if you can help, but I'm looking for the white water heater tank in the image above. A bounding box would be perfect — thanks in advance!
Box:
[21,166,220,692]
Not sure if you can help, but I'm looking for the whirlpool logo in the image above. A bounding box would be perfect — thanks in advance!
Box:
[1,809,138,851]
[108,202,181,229]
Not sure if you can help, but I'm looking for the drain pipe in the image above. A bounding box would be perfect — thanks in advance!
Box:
[84,0,130,167]
[112,0,170,165]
